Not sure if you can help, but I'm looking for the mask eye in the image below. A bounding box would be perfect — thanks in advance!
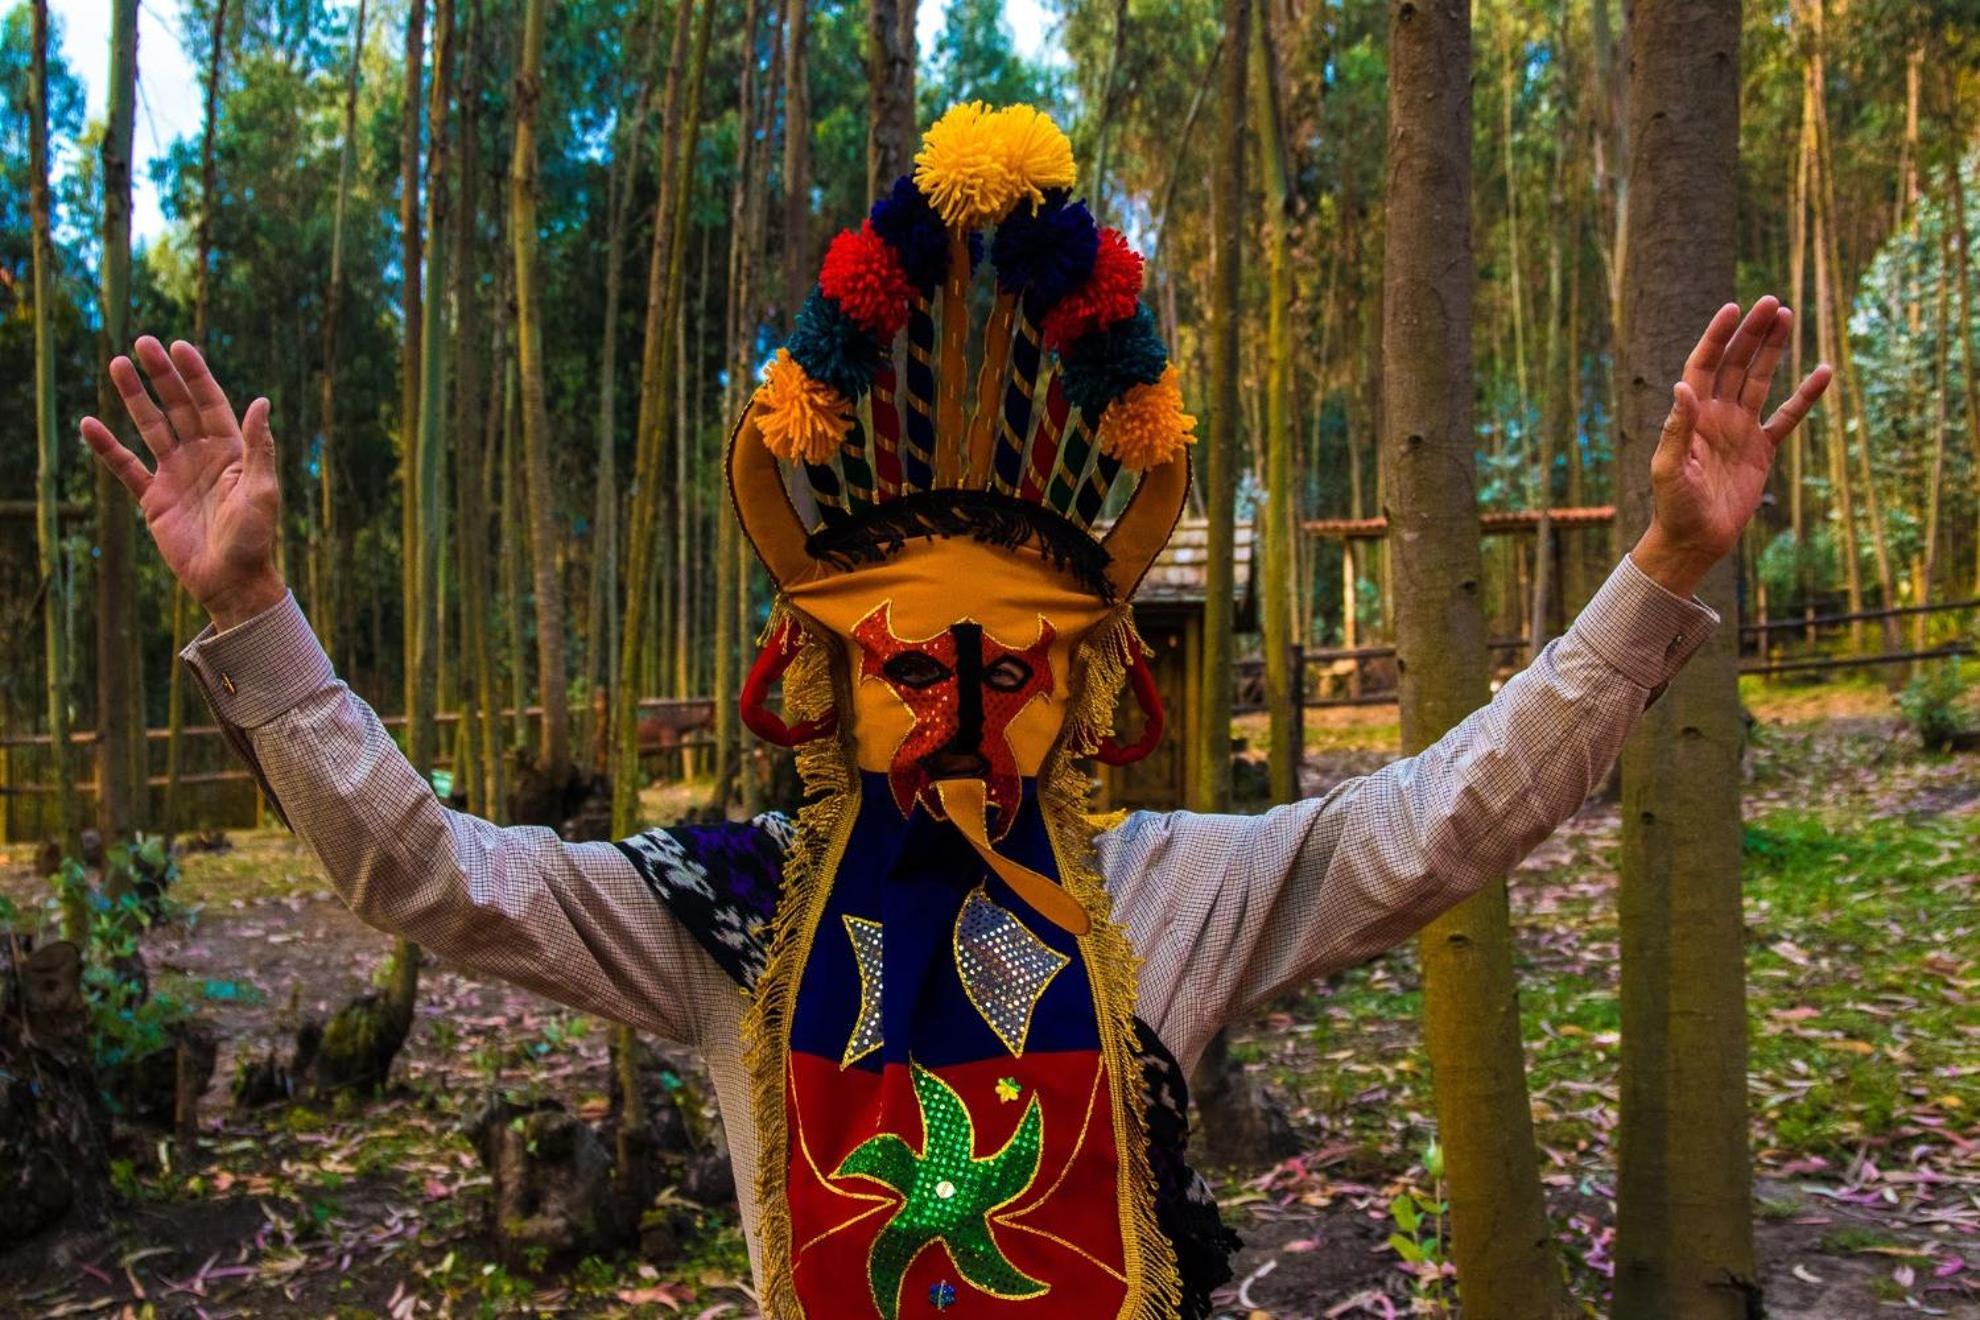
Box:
[883,651,952,689]
[982,655,1034,692]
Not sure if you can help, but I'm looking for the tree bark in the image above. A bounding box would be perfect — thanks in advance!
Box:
[399,0,427,732]
[1251,9,1297,804]
[96,0,145,852]
[1190,0,1246,815]
[511,0,570,778]
[168,0,231,837]
[865,0,916,197]
[1384,2,1567,1316]
[1945,121,1980,594]
[30,0,79,897]
[1612,2,1757,1315]
[318,0,366,677]
[781,0,811,329]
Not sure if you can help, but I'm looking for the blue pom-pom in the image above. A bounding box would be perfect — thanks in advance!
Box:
[787,287,888,399]
[991,190,1099,308]
[870,176,984,291]
[1058,304,1168,413]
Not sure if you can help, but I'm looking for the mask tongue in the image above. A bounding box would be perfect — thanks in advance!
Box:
[934,779,1092,937]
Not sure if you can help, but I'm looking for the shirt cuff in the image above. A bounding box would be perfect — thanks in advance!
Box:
[1567,555,1721,692]
[180,591,335,729]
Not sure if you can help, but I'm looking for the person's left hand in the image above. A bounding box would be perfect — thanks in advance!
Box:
[1630,297,1832,597]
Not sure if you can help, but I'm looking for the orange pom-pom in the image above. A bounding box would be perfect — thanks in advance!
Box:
[1096,365,1195,471]
[1041,229,1144,349]
[753,349,853,463]
[819,221,913,339]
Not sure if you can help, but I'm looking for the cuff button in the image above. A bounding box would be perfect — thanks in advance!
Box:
[221,673,238,696]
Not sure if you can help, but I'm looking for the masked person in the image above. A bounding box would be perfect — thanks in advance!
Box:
[85,103,1828,1320]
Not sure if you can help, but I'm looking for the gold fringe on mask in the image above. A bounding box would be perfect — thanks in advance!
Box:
[739,597,858,1320]
[1040,606,1185,1320]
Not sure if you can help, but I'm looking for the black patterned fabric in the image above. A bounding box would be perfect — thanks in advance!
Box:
[614,814,1241,1309]
[612,813,795,990]
[1132,1018,1242,1319]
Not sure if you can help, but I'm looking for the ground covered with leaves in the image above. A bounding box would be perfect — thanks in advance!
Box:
[0,682,1974,1317]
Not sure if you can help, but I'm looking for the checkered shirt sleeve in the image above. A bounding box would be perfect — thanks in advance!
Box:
[1101,553,1719,1074]
[179,596,723,1046]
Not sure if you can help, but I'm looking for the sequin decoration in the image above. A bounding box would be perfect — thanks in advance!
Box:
[954,888,1069,1057]
[929,1280,957,1310]
[995,1077,1021,1103]
[842,915,886,1068]
[834,1063,1047,1320]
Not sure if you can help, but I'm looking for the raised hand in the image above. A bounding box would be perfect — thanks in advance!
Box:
[1631,297,1833,598]
[80,338,287,632]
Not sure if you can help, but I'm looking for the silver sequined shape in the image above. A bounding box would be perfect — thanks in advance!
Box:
[841,915,886,1067]
[954,888,1069,1057]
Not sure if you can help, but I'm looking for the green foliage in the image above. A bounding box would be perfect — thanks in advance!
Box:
[1384,1142,1451,1306]
[1896,659,1972,751]
[1758,526,1842,603]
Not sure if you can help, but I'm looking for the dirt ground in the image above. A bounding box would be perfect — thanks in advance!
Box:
[0,683,1974,1317]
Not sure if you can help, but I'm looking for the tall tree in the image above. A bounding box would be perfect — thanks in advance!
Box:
[316,0,368,668]
[511,0,570,781]
[30,0,80,915]
[1383,1,1566,1315]
[398,0,427,730]
[1191,0,1246,814]
[866,0,916,196]
[1612,0,1757,1314]
[96,0,145,851]
[1251,6,1297,803]
[166,0,231,836]
[781,0,811,327]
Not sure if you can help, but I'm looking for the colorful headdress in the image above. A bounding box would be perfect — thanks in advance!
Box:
[712,104,1219,1320]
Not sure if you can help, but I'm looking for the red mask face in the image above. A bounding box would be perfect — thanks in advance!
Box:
[851,603,1056,839]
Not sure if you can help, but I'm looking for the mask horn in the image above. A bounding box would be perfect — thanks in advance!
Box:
[740,617,838,747]
[728,404,821,590]
[1094,641,1164,765]
[1101,454,1190,600]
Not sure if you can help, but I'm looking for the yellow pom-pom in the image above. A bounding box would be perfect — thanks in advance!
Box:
[915,102,1018,229]
[753,349,852,463]
[989,105,1075,212]
[1096,366,1196,471]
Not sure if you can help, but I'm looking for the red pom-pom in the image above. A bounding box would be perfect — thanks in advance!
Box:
[1041,229,1144,350]
[820,221,913,341]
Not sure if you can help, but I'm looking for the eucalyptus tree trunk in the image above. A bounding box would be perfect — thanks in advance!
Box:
[781,0,811,328]
[166,0,230,837]
[1944,126,1980,594]
[1085,0,1130,225]
[511,0,570,779]
[96,0,145,852]
[865,0,916,197]
[714,0,775,809]
[388,0,455,1039]
[318,0,368,672]
[614,0,715,833]
[30,0,79,902]
[1384,3,1566,1316]
[1190,0,1246,815]
[452,0,492,815]
[399,0,427,730]
[1613,3,1757,1315]
[1917,223,1951,658]
[585,25,659,774]
[1250,10,1296,804]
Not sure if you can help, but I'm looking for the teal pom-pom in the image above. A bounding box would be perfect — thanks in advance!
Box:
[1058,304,1168,413]
[788,287,888,399]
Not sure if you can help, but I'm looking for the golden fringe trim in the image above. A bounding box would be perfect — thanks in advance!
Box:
[741,597,859,1320]
[1042,606,1184,1320]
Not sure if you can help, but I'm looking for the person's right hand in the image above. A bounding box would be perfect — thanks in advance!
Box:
[81,338,288,633]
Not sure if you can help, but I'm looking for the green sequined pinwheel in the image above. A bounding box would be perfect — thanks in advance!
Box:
[832,1063,1047,1319]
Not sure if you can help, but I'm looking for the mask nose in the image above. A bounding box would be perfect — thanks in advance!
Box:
[922,621,985,777]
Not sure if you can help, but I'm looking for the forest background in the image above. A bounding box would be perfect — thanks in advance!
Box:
[3,0,1980,1316]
